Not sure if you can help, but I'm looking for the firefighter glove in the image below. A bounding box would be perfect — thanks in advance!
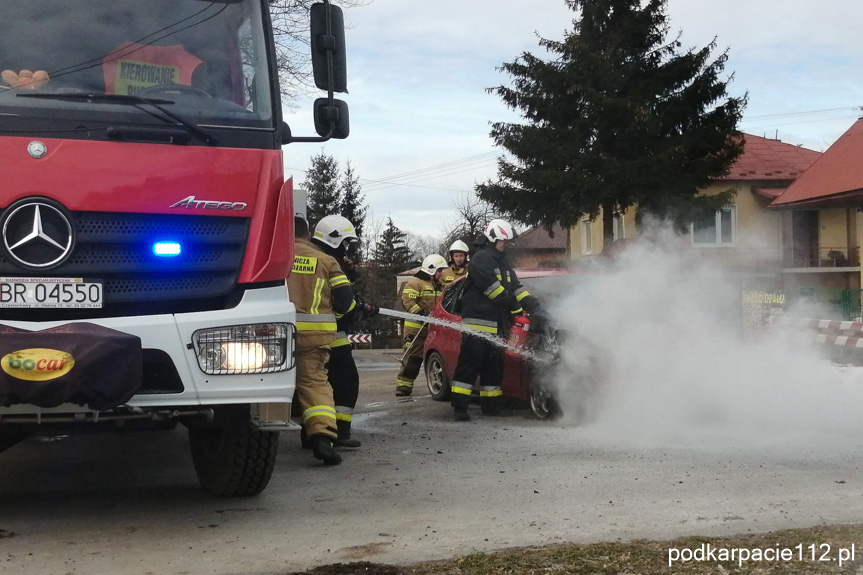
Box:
[529,308,550,333]
[360,303,379,318]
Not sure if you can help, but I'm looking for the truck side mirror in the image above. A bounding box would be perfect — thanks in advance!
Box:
[314,98,349,139]
[310,2,347,93]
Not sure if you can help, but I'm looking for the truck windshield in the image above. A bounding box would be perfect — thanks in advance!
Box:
[0,0,274,131]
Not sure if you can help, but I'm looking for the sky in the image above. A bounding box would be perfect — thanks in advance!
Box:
[282,0,863,237]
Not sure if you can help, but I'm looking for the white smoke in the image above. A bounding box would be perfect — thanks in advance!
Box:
[549,224,863,452]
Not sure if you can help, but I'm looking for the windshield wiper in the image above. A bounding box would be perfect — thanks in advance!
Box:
[17,92,218,146]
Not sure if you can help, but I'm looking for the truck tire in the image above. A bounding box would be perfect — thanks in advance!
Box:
[189,416,278,497]
[425,351,451,401]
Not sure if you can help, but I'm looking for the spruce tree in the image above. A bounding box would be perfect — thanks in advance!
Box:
[339,161,368,260]
[477,0,746,242]
[303,151,341,227]
[356,217,414,339]
[373,218,413,273]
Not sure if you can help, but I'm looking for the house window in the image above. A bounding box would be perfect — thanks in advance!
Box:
[613,212,625,241]
[581,219,592,255]
[692,205,736,246]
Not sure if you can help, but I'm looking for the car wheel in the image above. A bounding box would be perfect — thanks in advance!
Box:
[425,351,451,401]
[529,380,561,420]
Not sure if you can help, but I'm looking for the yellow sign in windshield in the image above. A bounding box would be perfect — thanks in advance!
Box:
[114,59,179,95]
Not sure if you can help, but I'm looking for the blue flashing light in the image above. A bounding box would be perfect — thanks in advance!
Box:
[153,241,182,257]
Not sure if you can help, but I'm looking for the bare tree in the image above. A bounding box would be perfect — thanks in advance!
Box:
[270,0,371,104]
[404,231,443,261]
[360,212,386,263]
[439,193,499,254]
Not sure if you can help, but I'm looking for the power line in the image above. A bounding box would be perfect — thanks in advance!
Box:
[286,151,502,194]
[284,166,474,193]
[361,152,498,190]
[362,158,499,191]
[361,177,476,193]
[362,161,498,192]
[744,106,863,121]
[372,152,496,180]
[741,113,860,131]
[362,158,496,190]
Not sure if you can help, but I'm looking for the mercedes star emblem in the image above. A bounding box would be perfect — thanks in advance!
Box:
[27,140,47,159]
[2,201,74,269]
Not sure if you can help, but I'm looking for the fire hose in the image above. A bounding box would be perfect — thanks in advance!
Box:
[376,307,554,362]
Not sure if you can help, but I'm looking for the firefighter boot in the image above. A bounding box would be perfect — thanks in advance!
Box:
[335,420,361,448]
[311,435,343,465]
[453,408,471,422]
[395,385,412,397]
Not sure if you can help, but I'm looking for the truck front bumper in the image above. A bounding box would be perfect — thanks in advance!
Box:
[0,284,296,415]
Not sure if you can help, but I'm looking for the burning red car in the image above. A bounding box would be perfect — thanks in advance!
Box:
[422,268,578,419]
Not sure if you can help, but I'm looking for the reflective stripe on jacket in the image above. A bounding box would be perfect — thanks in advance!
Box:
[441,264,467,286]
[288,239,358,346]
[400,275,440,337]
[331,331,351,348]
[460,243,539,334]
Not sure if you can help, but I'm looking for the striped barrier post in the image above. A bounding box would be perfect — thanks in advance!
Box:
[769,317,863,348]
[347,334,372,347]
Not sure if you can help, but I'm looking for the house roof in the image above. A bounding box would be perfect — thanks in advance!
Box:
[771,119,863,208]
[752,187,785,200]
[397,266,420,277]
[722,134,821,181]
[515,223,568,251]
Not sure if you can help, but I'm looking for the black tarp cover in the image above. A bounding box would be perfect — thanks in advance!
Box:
[0,322,143,410]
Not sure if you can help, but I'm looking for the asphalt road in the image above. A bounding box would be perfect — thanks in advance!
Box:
[1,349,861,575]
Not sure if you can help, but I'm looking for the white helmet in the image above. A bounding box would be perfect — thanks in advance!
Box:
[448,240,469,255]
[313,215,358,249]
[420,254,448,275]
[484,219,517,243]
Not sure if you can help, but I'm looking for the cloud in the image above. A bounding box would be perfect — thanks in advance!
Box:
[283,0,863,235]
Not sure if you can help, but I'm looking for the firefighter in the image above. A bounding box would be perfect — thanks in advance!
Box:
[288,215,363,465]
[441,240,469,286]
[395,254,448,396]
[450,219,542,421]
[309,215,378,448]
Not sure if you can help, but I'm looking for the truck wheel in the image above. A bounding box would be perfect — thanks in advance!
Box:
[529,380,561,420]
[189,415,278,497]
[425,351,451,401]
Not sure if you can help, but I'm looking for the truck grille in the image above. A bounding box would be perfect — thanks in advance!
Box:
[0,211,249,308]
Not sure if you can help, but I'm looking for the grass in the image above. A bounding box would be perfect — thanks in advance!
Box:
[294,524,863,575]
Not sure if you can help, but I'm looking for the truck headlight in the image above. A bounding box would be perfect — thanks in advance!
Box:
[192,323,294,375]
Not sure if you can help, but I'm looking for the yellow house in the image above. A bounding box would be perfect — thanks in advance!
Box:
[567,133,860,291]
[769,119,863,295]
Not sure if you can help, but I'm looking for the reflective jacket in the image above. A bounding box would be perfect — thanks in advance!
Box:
[441,264,467,287]
[313,241,362,349]
[287,239,359,348]
[460,243,539,335]
[400,274,440,337]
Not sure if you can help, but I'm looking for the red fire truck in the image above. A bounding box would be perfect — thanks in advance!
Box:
[0,0,349,496]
